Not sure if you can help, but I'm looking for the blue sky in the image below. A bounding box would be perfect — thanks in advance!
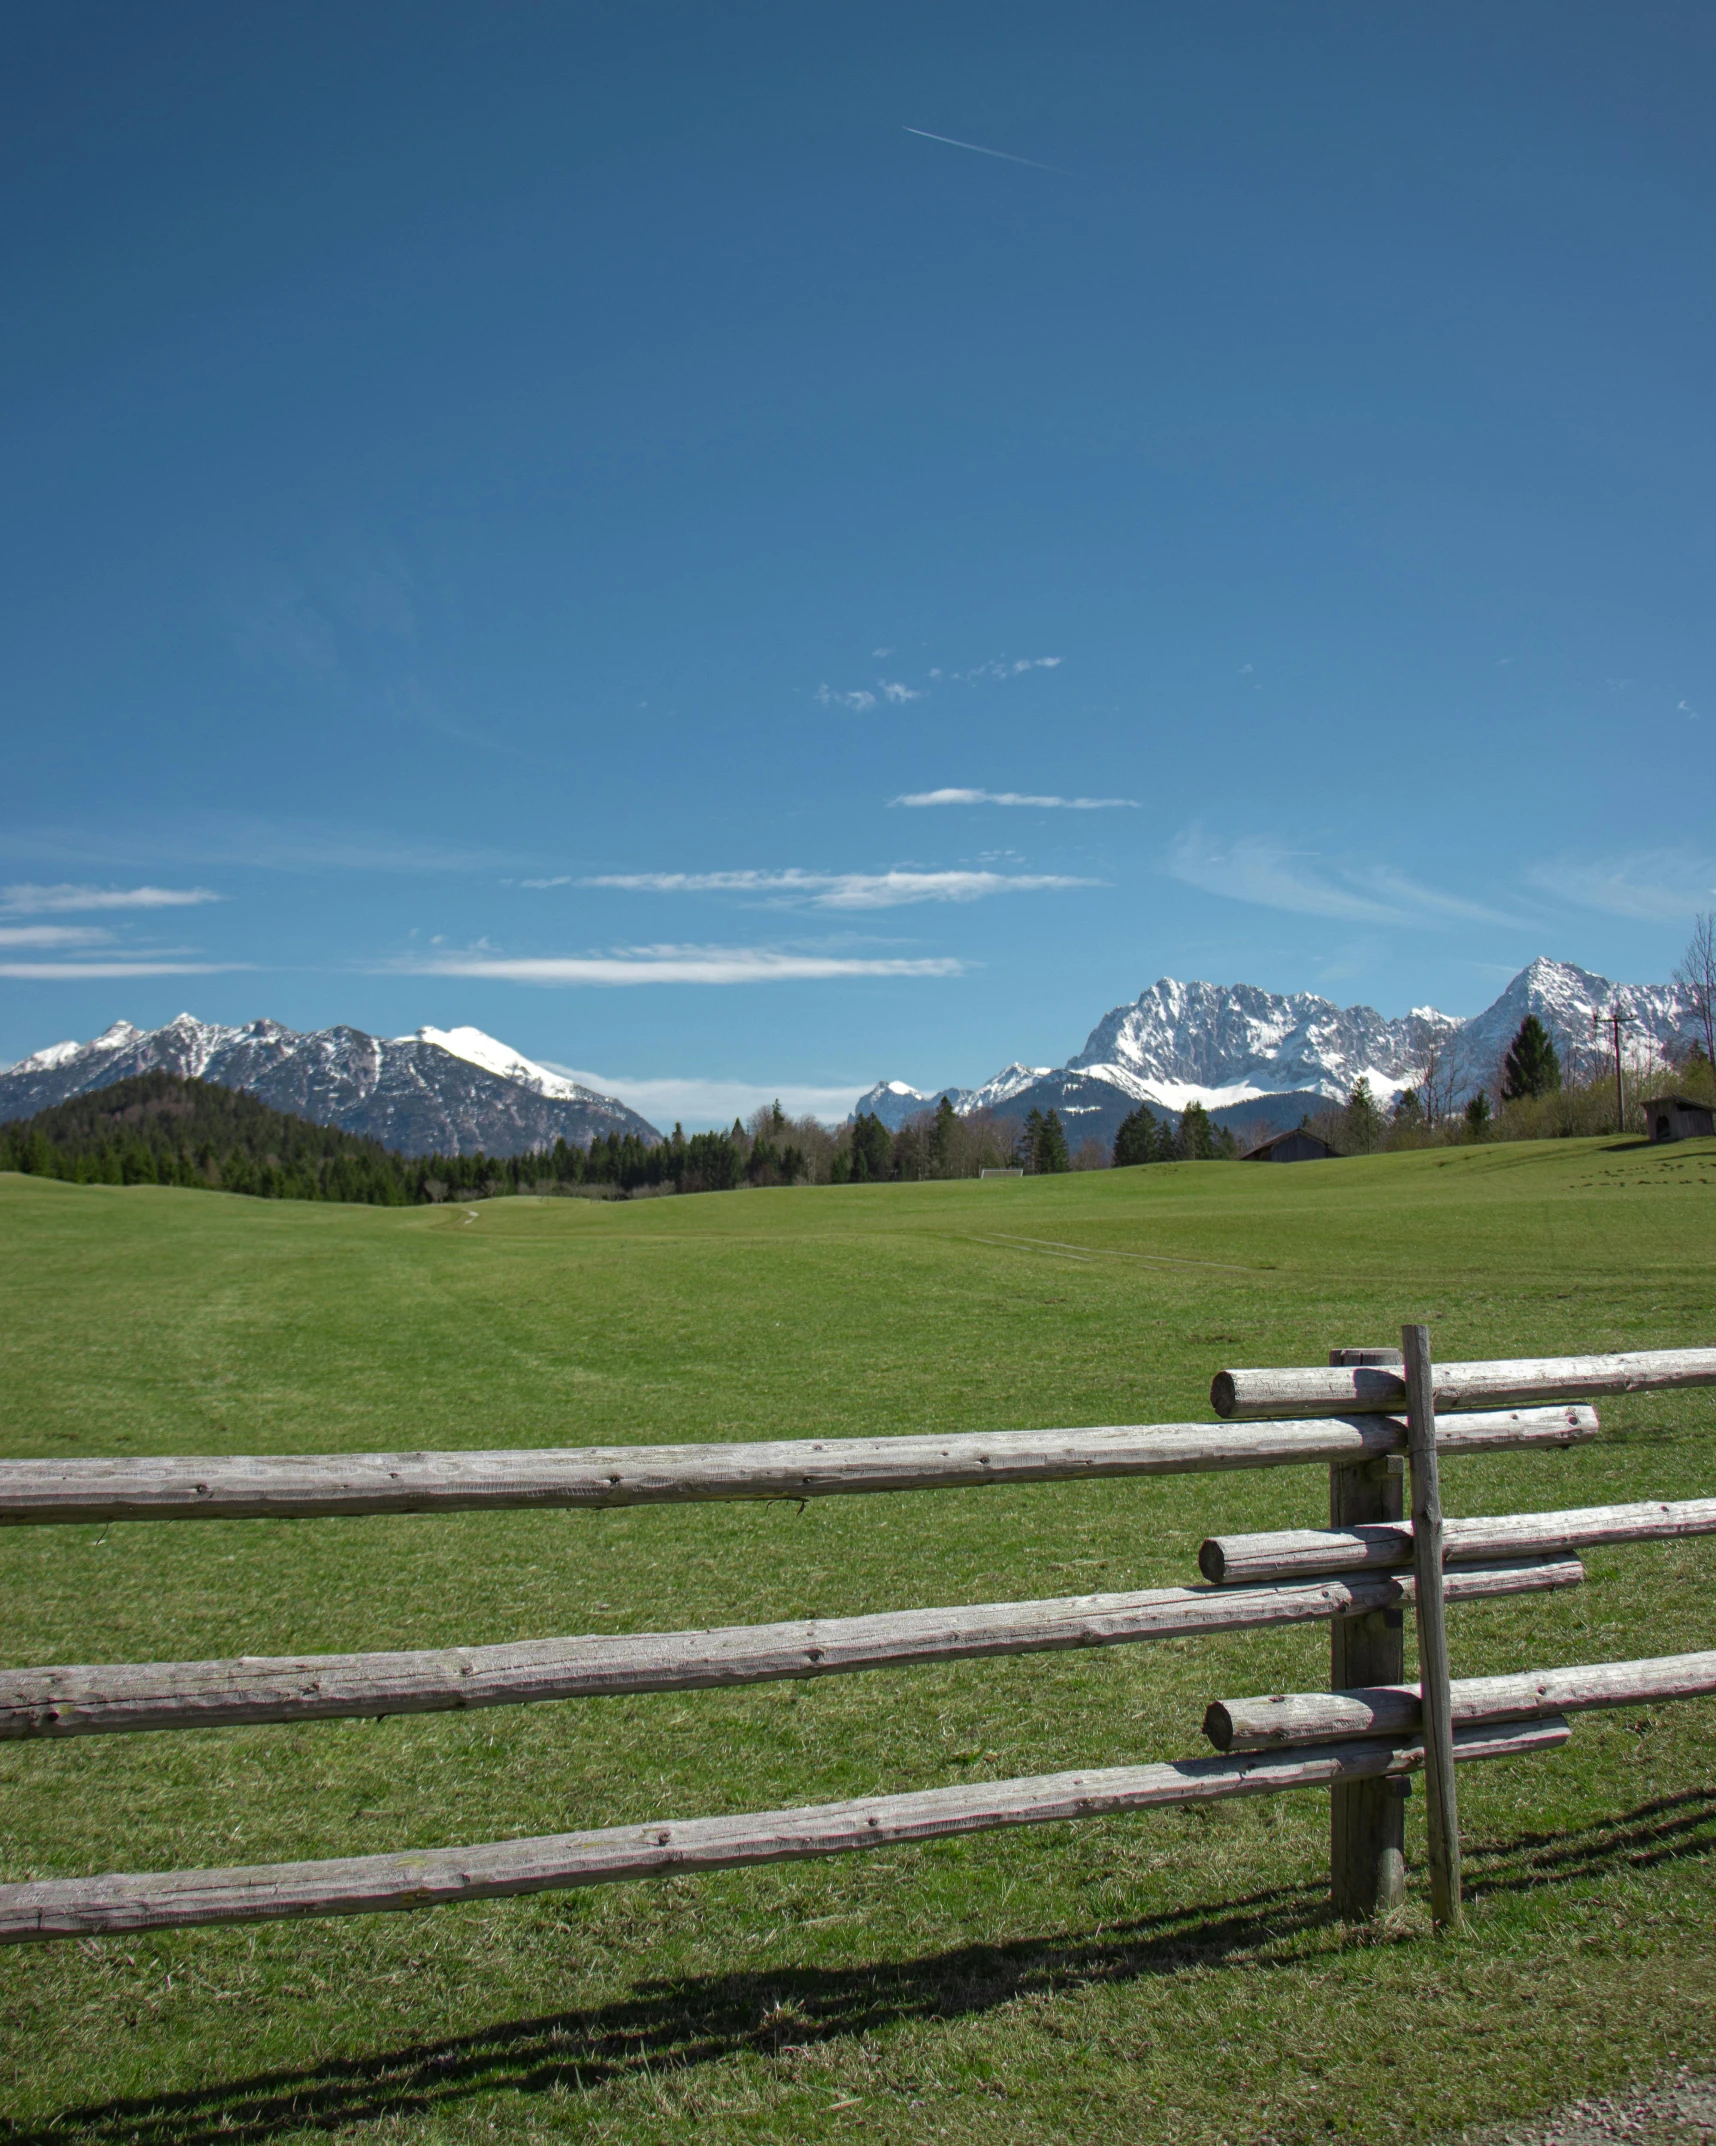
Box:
[4,3,1712,1125]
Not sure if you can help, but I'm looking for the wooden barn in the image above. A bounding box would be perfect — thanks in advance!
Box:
[1242,1127,1336,1163]
[1644,1093,1716,1143]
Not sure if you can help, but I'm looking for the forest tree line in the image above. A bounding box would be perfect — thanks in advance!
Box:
[5,1002,1712,1210]
[0,1075,1084,1206]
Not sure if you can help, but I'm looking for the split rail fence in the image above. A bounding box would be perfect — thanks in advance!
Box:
[1,1340,1713,1942]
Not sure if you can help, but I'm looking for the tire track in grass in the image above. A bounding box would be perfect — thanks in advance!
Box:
[969,1232,1270,1276]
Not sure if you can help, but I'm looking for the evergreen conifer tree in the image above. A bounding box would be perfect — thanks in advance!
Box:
[848,1111,892,1183]
[930,1094,957,1174]
[1178,1101,1215,1160]
[1344,1076,1383,1152]
[1111,1104,1160,1168]
[1036,1108,1071,1173]
[1501,1015,1561,1100]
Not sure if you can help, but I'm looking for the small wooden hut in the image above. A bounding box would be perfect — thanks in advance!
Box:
[1644,1094,1716,1143]
[1242,1128,1336,1163]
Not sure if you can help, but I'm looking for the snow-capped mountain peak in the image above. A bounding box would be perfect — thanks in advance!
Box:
[853,958,1696,1139]
[408,1025,603,1104]
[0,1016,660,1155]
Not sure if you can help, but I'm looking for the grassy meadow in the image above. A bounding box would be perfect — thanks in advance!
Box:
[1,1137,1714,2143]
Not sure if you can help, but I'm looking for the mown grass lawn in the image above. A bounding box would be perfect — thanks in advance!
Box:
[1,1136,1714,2144]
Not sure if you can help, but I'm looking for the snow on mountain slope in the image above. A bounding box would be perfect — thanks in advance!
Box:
[0,1015,660,1155]
[1443,957,1689,1089]
[856,959,1697,1132]
[409,1026,613,1105]
[851,1066,1055,1130]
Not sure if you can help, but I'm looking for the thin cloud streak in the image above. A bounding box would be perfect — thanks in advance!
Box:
[0,925,111,948]
[390,945,965,986]
[577,868,1097,909]
[1,819,518,875]
[1165,827,1523,928]
[0,883,221,916]
[0,962,249,980]
[1525,851,1716,924]
[903,127,1053,172]
[893,788,1138,810]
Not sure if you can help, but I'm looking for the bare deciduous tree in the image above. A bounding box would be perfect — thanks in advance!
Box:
[1417,1043,1459,1128]
[1675,911,1716,1067]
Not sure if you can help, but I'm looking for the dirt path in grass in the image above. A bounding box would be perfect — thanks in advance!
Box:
[1461,2072,1716,2144]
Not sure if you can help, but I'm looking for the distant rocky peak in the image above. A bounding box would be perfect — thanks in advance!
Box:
[858,958,1694,1129]
[0,1013,659,1156]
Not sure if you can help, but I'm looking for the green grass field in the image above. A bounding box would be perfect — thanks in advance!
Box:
[2,1138,1714,2144]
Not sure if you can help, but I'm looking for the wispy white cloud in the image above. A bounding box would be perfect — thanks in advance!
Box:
[577,868,1096,909]
[1525,850,1716,924]
[540,1065,871,1129]
[0,962,247,980]
[1164,827,1524,928]
[0,925,112,949]
[892,787,1137,810]
[926,657,1062,682]
[1,818,521,876]
[815,679,919,709]
[0,883,222,916]
[388,944,965,986]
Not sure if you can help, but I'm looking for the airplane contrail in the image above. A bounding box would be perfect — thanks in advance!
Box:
[902,126,1053,171]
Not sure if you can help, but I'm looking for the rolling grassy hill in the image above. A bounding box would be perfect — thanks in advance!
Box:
[2,1137,1714,2143]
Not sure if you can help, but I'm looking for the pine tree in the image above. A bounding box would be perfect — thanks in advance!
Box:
[1464,1091,1493,1138]
[1501,1016,1561,1101]
[930,1094,957,1174]
[1036,1108,1071,1174]
[848,1111,892,1184]
[1344,1076,1383,1153]
[1016,1107,1045,1172]
[1178,1101,1215,1160]
[1111,1104,1160,1168]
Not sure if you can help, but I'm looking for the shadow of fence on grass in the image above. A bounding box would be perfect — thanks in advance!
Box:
[19,1787,1715,2146]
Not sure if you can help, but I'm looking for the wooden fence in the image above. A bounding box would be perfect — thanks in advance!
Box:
[1,1338,1713,1944]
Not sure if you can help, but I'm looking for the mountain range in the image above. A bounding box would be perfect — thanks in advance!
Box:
[0,1016,661,1156]
[2,958,1696,1164]
[853,958,1697,1148]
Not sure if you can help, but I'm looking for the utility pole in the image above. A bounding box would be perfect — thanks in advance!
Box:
[1593,997,1631,1134]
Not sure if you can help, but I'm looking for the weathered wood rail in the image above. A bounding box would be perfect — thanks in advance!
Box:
[1204,1649,1716,1752]
[1198,1497,1716,1585]
[0,1560,1581,1740]
[1,1341,1708,1945]
[0,1719,1571,1943]
[0,1406,1596,1524]
[1211,1348,1716,1422]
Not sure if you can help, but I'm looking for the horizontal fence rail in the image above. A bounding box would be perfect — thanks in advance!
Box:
[0,1559,1584,1741]
[0,1718,1570,1943]
[1203,1649,1716,1752]
[1199,1496,1716,1586]
[1210,1348,1716,1422]
[0,1408,1599,1527]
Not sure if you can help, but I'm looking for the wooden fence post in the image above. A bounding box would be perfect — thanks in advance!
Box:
[1327,1347,1407,1918]
[1403,1322,1463,1929]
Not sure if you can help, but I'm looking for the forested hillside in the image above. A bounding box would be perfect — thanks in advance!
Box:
[0,1074,807,1205]
[0,1077,1094,1205]
[0,1073,426,1204]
